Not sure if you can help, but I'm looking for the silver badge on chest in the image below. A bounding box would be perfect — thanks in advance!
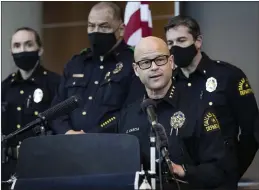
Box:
[170,111,186,136]
[33,88,44,103]
[206,77,217,92]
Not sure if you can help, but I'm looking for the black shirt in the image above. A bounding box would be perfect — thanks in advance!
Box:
[1,64,60,146]
[173,52,259,177]
[254,114,259,145]
[1,64,60,184]
[51,41,144,134]
[118,82,237,189]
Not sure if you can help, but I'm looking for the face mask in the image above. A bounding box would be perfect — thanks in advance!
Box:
[88,32,117,56]
[12,50,39,71]
[170,44,198,68]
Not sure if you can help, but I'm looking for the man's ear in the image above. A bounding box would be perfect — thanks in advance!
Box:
[132,63,139,77]
[38,47,44,56]
[195,35,202,50]
[119,23,125,37]
[169,55,175,70]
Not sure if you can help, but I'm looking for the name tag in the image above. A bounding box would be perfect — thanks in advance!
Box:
[73,74,84,78]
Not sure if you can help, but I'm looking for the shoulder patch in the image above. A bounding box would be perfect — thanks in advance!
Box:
[238,77,253,96]
[203,112,220,132]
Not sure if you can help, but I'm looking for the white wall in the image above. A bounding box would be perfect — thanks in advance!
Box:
[1,2,42,80]
[183,1,259,181]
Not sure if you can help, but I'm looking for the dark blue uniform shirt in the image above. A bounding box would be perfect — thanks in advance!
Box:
[1,64,60,145]
[51,41,143,134]
[1,64,60,182]
[118,82,238,189]
[173,52,259,177]
[254,114,259,145]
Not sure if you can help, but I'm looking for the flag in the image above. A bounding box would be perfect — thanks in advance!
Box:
[124,1,152,46]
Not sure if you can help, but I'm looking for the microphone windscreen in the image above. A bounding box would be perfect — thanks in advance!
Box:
[141,99,156,113]
[39,95,81,121]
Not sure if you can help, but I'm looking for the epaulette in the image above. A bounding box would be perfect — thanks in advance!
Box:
[9,72,17,79]
[2,72,17,84]
[80,48,88,54]
[69,48,91,62]
[214,60,241,71]
[215,60,227,65]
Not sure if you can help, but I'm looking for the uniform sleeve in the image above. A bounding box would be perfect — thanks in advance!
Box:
[227,69,259,177]
[1,77,10,102]
[184,111,228,188]
[50,63,72,134]
[1,78,9,133]
[254,114,259,145]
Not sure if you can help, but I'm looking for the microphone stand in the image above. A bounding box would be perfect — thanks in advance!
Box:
[149,127,156,189]
[1,135,8,164]
[154,123,181,190]
[135,127,157,190]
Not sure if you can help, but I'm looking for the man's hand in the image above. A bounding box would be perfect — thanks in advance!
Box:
[171,162,186,177]
[65,130,85,135]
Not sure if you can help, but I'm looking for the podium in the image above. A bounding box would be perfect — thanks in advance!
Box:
[13,133,141,190]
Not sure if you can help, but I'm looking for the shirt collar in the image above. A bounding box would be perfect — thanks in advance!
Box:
[10,64,46,85]
[85,40,129,62]
[139,81,178,113]
[174,52,214,80]
[195,52,213,76]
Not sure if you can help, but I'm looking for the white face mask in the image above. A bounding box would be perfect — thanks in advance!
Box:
[33,88,43,103]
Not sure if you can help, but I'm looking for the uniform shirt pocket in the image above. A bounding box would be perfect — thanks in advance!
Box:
[99,75,128,107]
[65,77,89,97]
[202,88,227,110]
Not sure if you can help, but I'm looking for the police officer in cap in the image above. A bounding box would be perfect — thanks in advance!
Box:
[117,36,237,190]
[1,27,60,189]
[51,2,142,135]
[164,15,259,179]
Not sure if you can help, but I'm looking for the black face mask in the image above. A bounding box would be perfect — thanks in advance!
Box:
[88,32,117,56]
[170,44,198,68]
[12,50,39,71]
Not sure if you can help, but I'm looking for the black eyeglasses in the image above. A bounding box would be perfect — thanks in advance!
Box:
[135,55,170,70]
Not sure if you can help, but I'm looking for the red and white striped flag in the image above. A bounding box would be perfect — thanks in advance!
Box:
[124,1,152,46]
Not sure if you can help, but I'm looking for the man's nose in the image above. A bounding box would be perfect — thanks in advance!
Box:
[150,61,159,70]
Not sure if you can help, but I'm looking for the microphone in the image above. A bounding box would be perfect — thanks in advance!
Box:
[141,98,158,189]
[141,99,157,126]
[2,95,81,142]
[141,99,175,176]
[153,123,168,149]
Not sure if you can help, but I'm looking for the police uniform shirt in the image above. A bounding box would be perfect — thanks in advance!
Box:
[1,64,60,146]
[255,114,259,145]
[173,52,259,176]
[118,82,234,189]
[51,41,143,134]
